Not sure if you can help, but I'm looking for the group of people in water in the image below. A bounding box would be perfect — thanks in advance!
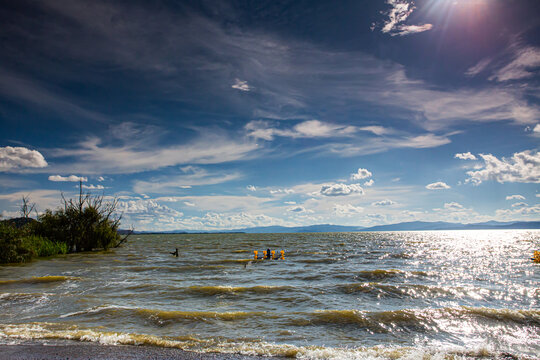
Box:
[169,247,284,260]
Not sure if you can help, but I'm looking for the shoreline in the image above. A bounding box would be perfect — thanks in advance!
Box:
[0,343,276,360]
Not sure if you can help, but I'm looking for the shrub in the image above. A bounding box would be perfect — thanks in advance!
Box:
[0,222,33,263]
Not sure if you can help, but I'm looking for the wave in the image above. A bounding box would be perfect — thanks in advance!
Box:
[288,307,540,332]
[0,322,533,359]
[337,282,464,299]
[186,285,290,295]
[0,276,79,285]
[59,305,268,324]
[335,269,428,281]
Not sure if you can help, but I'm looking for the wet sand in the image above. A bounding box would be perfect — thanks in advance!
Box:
[0,344,273,360]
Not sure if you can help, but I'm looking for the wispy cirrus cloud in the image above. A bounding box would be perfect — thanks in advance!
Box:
[47,123,259,175]
[133,166,242,194]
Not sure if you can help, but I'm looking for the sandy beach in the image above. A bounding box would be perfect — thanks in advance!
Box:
[0,344,271,360]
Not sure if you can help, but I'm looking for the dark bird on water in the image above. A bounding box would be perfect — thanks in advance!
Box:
[170,248,178,257]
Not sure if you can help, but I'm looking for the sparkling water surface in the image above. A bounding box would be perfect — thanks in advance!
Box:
[0,231,539,359]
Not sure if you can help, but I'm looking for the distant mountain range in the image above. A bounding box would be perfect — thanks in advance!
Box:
[130,220,540,234]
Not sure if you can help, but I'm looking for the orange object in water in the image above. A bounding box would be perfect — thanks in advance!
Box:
[271,250,275,259]
[533,251,540,263]
[280,250,285,260]
[254,250,258,260]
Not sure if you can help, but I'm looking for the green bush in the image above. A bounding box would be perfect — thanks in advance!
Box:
[0,222,34,263]
[1,189,128,264]
[23,235,68,257]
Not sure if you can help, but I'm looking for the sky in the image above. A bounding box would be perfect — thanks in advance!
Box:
[0,0,539,231]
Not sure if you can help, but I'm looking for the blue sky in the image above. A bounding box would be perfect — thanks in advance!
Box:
[0,0,539,231]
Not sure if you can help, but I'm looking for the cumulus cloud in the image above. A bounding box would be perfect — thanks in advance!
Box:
[380,0,432,36]
[97,176,105,181]
[496,204,540,220]
[81,184,104,190]
[444,202,464,210]
[48,175,88,182]
[0,146,48,171]
[364,179,374,187]
[506,194,525,200]
[184,201,195,207]
[426,182,450,190]
[287,205,313,214]
[333,204,364,216]
[454,152,477,160]
[351,168,372,180]
[246,185,257,191]
[372,199,395,206]
[117,199,183,217]
[232,79,251,91]
[466,150,540,184]
[320,183,364,196]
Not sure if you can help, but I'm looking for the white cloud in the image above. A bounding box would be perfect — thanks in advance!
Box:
[490,46,540,82]
[364,179,374,187]
[133,167,242,194]
[372,199,395,206]
[465,58,492,77]
[246,185,257,192]
[81,184,104,190]
[117,199,183,217]
[0,146,48,171]
[333,204,364,216]
[506,195,525,200]
[454,152,477,160]
[97,176,105,182]
[393,24,433,36]
[49,126,258,175]
[284,201,296,205]
[444,202,464,210]
[269,188,294,195]
[426,182,450,190]
[320,183,364,196]
[380,0,432,37]
[466,150,540,184]
[48,175,88,182]
[245,120,357,140]
[351,168,372,180]
[533,124,540,137]
[232,79,251,91]
[495,204,540,221]
[287,205,313,214]
[183,201,195,207]
[511,202,528,208]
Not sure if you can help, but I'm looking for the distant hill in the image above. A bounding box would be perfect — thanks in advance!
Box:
[124,220,540,234]
[0,217,37,228]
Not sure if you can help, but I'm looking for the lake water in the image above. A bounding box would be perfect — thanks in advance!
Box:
[0,231,539,359]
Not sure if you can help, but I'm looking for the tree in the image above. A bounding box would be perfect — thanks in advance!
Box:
[20,195,36,218]
[35,182,129,252]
